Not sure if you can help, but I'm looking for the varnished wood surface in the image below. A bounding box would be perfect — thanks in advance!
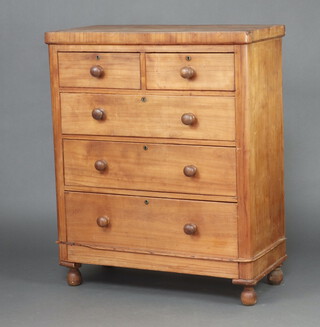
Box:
[248,39,285,256]
[67,246,239,278]
[46,26,286,300]
[63,134,236,147]
[146,53,234,91]
[58,52,141,89]
[63,186,237,203]
[251,242,286,278]
[48,45,68,261]
[63,140,237,196]
[60,235,285,263]
[65,192,238,258]
[60,93,235,141]
[236,38,285,268]
[45,25,285,45]
[60,87,236,98]
[52,44,236,53]
[234,242,286,285]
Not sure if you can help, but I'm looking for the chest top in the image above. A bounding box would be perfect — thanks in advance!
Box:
[45,24,285,45]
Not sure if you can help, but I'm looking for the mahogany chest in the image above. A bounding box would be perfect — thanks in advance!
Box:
[45,25,286,305]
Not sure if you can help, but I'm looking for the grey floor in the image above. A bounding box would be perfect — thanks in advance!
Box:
[1,213,319,327]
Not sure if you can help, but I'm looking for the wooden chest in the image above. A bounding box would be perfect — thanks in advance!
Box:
[45,25,286,305]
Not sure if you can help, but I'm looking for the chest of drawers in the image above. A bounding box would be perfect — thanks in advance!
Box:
[45,25,286,305]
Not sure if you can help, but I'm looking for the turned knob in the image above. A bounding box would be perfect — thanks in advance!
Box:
[90,65,104,78]
[183,165,197,177]
[92,108,105,120]
[180,66,195,79]
[94,160,107,172]
[96,216,110,228]
[184,223,197,235]
[181,113,196,125]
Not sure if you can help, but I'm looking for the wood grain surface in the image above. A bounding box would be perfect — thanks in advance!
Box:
[63,185,237,203]
[235,38,286,282]
[60,93,235,141]
[67,246,239,278]
[46,26,286,295]
[63,140,237,196]
[65,192,238,258]
[45,25,285,45]
[146,53,234,91]
[48,45,68,261]
[58,52,141,89]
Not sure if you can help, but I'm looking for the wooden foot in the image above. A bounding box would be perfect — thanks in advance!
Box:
[267,267,283,285]
[241,286,257,306]
[67,267,82,286]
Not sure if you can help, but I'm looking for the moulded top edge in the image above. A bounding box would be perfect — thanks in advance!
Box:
[45,25,285,45]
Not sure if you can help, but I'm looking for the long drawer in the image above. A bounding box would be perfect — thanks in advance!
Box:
[63,140,236,196]
[65,192,238,258]
[60,93,235,141]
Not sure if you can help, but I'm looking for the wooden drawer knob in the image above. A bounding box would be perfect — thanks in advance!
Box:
[180,66,195,79]
[90,65,104,78]
[184,223,197,235]
[183,165,197,177]
[94,160,107,171]
[92,108,105,120]
[181,113,196,125]
[96,216,110,228]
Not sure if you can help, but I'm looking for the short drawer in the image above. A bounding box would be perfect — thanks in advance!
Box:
[61,93,235,141]
[58,52,141,89]
[63,140,236,196]
[65,192,238,259]
[146,53,234,91]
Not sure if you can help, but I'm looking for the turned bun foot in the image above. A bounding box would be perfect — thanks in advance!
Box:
[241,286,257,306]
[67,267,82,286]
[267,267,283,285]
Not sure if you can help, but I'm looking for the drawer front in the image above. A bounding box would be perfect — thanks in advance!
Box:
[146,53,234,91]
[65,192,238,258]
[61,93,235,141]
[63,140,236,196]
[58,52,141,89]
